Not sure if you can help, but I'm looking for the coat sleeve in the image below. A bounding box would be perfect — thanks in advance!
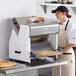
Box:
[44,18,59,23]
[68,27,76,46]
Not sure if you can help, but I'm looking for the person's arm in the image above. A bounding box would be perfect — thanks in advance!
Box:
[60,44,75,53]
[27,17,44,24]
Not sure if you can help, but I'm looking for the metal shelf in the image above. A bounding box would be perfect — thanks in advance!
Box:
[41,3,76,7]
[40,3,76,14]
[0,60,67,76]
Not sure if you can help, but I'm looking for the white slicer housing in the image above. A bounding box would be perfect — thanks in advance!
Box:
[9,17,59,63]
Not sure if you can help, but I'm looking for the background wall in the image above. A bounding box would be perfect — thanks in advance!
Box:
[0,0,37,76]
[0,0,36,59]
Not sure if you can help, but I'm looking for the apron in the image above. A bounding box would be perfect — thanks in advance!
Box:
[52,20,75,76]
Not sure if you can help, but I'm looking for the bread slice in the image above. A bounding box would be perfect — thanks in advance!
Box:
[0,60,16,68]
[31,36,43,41]
[36,51,59,57]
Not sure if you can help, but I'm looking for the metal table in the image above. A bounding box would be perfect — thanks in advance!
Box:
[0,60,67,76]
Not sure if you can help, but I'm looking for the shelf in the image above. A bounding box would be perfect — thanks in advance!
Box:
[40,3,76,14]
[41,3,76,7]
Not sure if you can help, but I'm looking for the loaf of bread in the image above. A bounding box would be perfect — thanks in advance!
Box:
[36,51,59,57]
[0,60,16,68]
[31,36,43,41]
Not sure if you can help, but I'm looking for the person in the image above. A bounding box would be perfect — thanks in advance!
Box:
[27,6,76,76]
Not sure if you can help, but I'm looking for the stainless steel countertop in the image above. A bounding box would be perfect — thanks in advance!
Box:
[0,60,67,75]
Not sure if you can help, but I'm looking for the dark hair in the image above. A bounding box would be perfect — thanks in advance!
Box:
[67,14,72,18]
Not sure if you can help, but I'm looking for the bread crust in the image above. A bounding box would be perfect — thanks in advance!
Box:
[31,36,43,41]
[36,51,59,57]
[0,61,16,68]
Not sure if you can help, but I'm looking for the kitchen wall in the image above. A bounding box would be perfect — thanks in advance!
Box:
[0,70,37,76]
[0,0,37,76]
[0,0,36,59]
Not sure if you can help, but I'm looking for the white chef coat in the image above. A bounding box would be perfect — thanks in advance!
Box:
[44,18,76,46]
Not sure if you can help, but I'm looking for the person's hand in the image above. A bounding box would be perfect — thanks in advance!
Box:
[27,18,32,24]
[27,17,43,24]
[27,17,38,24]
[59,50,64,53]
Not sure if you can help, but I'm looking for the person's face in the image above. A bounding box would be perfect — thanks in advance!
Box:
[55,11,66,20]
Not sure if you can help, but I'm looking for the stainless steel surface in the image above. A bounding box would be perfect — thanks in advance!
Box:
[9,17,59,63]
[31,39,53,53]
[31,24,59,36]
[0,60,67,75]
[58,66,61,76]
[9,17,59,36]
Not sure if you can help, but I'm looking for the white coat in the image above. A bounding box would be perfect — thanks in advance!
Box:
[44,18,76,76]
